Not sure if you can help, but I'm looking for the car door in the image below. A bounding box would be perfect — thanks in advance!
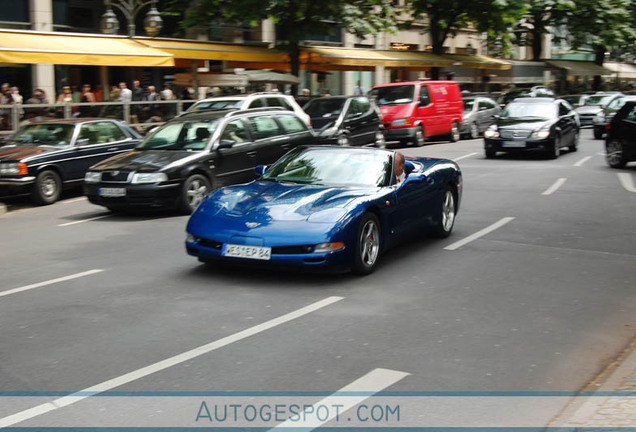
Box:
[71,121,135,180]
[271,113,314,157]
[557,101,577,146]
[342,97,378,146]
[213,118,259,187]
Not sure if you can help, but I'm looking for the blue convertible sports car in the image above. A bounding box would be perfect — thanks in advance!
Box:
[185,146,462,274]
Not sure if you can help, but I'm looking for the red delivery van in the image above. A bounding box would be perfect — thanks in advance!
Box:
[370,80,463,146]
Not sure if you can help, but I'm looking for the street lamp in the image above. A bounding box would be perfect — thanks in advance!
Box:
[100,0,163,37]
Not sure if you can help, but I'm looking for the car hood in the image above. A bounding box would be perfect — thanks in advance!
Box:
[496,118,553,130]
[193,180,378,226]
[0,145,59,162]
[576,106,603,115]
[377,104,412,123]
[89,149,197,172]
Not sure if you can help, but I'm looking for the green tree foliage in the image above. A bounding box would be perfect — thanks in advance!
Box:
[165,0,397,81]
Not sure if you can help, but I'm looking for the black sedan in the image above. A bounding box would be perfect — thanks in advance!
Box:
[484,97,579,159]
[0,118,141,204]
[303,96,384,147]
[84,109,315,214]
[605,101,636,168]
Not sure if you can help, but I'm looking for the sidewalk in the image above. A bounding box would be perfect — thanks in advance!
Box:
[550,338,636,428]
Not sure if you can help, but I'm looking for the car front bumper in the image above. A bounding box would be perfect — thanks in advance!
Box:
[0,176,35,195]
[484,137,556,153]
[84,182,181,210]
[381,126,418,141]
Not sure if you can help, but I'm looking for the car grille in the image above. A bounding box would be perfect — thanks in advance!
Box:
[500,130,532,139]
[101,170,131,182]
[196,238,313,254]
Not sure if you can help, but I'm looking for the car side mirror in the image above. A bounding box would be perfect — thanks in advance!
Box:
[218,139,235,149]
[254,165,268,177]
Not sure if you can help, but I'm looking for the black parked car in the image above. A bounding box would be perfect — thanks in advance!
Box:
[303,96,384,147]
[605,101,636,168]
[84,108,315,213]
[484,97,579,159]
[0,118,141,204]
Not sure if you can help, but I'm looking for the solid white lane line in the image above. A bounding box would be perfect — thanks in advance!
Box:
[58,215,110,227]
[541,178,567,195]
[573,156,592,167]
[444,217,515,251]
[617,173,636,192]
[0,296,345,428]
[453,152,478,162]
[61,197,88,204]
[270,368,410,430]
[0,269,104,299]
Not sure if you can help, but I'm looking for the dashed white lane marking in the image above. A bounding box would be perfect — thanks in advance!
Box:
[542,178,567,196]
[58,215,110,226]
[453,152,478,162]
[0,269,104,299]
[444,217,515,251]
[0,296,344,428]
[573,156,592,167]
[270,368,410,430]
[617,173,636,192]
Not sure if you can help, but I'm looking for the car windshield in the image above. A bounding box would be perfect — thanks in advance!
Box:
[371,85,416,106]
[8,123,75,146]
[262,148,393,187]
[584,95,614,107]
[137,119,220,151]
[189,100,242,111]
[304,99,346,117]
[463,99,475,112]
[502,102,556,120]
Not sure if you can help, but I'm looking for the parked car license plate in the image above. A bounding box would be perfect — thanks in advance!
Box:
[222,244,271,260]
[98,187,126,197]
[502,141,526,148]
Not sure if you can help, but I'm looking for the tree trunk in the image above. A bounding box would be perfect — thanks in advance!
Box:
[289,42,301,96]
[592,46,606,91]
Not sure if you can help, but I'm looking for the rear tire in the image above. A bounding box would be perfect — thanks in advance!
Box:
[606,139,627,168]
[352,213,381,275]
[432,188,456,238]
[593,127,604,140]
[569,131,579,152]
[449,122,460,142]
[337,133,350,146]
[469,122,479,139]
[32,170,61,205]
[179,174,211,214]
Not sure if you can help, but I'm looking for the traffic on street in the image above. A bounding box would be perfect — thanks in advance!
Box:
[1,128,634,428]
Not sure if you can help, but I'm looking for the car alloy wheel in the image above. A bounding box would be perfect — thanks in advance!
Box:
[469,123,479,139]
[433,188,456,238]
[606,139,626,168]
[450,122,460,142]
[413,126,425,147]
[32,170,61,205]
[337,134,350,146]
[549,136,561,159]
[180,174,211,214]
[353,213,381,275]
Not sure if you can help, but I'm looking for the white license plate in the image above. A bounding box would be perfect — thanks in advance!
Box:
[222,244,271,260]
[502,141,526,148]
[98,187,126,197]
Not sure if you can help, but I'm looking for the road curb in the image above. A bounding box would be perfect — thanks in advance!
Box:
[549,337,636,428]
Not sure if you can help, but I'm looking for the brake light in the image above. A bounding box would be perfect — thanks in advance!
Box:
[606,122,611,131]
[18,162,28,175]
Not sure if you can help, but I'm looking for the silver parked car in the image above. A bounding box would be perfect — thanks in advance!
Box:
[459,96,501,139]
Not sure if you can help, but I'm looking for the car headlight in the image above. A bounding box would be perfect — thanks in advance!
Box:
[0,162,27,175]
[531,128,551,139]
[484,128,499,138]
[131,172,168,184]
[392,118,407,126]
[84,171,101,183]
[314,242,345,253]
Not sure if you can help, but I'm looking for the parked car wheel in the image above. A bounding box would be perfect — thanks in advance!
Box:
[606,139,627,168]
[469,123,479,139]
[179,174,211,214]
[32,170,61,205]
[432,187,456,238]
[413,126,425,147]
[449,122,460,142]
[593,127,604,140]
[337,133,350,146]
[352,212,381,275]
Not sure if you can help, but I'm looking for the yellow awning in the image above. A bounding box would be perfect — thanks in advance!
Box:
[136,37,288,63]
[302,47,455,69]
[442,53,511,70]
[0,30,174,67]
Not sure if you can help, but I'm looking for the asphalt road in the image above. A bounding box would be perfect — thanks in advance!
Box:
[0,128,634,428]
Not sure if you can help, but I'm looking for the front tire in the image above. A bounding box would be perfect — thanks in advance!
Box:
[569,131,579,152]
[449,122,460,142]
[413,126,425,147]
[432,188,456,238]
[593,127,604,140]
[606,139,627,168]
[32,170,61,205]
[179,174,211,214]
[548,136,561,159]
[352,213,381,275]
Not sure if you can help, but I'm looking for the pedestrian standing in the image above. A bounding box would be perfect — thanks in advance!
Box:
[354,80,363,96]
[118,82,132,102]
[131,79,146,123]
[79,84,96,117]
